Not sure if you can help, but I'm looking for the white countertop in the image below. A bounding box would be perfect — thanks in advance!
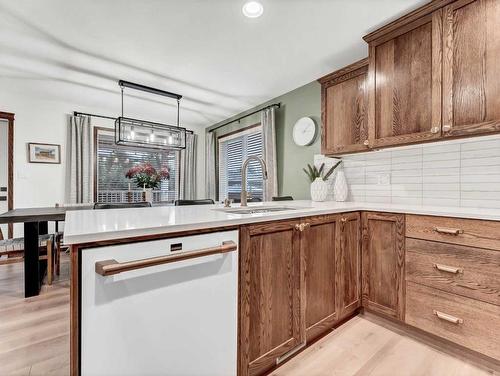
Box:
[63,200,500,245]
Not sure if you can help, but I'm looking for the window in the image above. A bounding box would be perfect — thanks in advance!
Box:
[95,129,180,203]
[218,126,263,202]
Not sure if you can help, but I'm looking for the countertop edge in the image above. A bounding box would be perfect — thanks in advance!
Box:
[63,202,500,245]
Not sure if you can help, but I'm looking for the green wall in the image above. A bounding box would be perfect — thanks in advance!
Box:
[207,80,321,199]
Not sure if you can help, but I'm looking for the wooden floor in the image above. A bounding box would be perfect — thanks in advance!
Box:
[0,255,70,376]
[273,316,497,376]
[0,256,496,376]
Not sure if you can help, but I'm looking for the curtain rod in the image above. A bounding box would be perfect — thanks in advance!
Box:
[72,111,194,134]
[208,103,281,133]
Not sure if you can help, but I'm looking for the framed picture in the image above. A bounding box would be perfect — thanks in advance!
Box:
[28,143,61,164]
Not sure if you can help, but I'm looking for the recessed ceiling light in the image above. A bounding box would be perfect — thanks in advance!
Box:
[242,1,264,18]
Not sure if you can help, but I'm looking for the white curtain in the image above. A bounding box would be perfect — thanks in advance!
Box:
[261,107,278,200]
[205,131,217,201]
[179,132,197,200]
[67,115,92,203]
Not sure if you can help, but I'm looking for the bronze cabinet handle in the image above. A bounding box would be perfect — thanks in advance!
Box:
[442,125,452,132]
[95,240,237,276]
[433,310,463,324]
[294,223,310,232]
[363,140,370,147]
[433,263,463,274]
[433,227,464,236]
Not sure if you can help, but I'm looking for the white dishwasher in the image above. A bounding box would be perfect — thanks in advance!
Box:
[80,230,238,376]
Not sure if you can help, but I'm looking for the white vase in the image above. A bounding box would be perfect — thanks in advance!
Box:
[310,178,328,202]
[143,188,153,203]
[333,170,348,202]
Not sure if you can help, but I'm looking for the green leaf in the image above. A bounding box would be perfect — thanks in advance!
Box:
[318,163,325,177]
[303,168,313,182]
[323,160,342,181]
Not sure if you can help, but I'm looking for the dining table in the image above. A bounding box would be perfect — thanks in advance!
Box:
[0,205,91,297]
[0,202,173,298]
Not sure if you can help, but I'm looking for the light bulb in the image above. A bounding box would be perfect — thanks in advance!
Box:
[242,1,263,18]
[150,129,155,142]
[168,135,173,144]
[130,126,135,140]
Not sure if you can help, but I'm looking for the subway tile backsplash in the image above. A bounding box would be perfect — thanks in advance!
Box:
[315,134,500,209]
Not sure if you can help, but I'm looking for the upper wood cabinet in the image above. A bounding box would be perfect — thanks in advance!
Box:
[365,10,443,148]
[318,59,369,155]
[239,220,303,376]
[361,212,405,321]
[441,0,500,137]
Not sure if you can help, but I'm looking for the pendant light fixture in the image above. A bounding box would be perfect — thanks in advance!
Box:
[115,80,187,150]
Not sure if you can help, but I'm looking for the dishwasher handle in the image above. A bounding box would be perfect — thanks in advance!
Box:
[95,240,237,276]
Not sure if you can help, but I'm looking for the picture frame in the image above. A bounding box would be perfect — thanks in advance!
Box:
[28,143,61,164]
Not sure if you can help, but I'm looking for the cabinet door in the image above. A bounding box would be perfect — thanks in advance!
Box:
[239,220,304,376]
[442,0,500,137]
[319,59,369,155]
[361,212,405,320]
[336,212,361,321]
[302,214,338,342]
[367,10,442,148]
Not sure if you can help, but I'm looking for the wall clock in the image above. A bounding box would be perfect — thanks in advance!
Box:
[292,117,317,146]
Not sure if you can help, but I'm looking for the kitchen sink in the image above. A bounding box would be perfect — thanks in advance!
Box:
[214,206,299,215]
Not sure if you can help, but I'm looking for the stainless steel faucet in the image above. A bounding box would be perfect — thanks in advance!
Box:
[241,156,268,207]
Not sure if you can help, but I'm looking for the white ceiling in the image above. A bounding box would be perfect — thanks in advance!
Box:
[0,0,426,128]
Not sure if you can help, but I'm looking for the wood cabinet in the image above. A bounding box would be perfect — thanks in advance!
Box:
[318,59,369,155]
[239,213,361,375]
[239,219,303,376]
[405,214,500,361]
[442,0,500,138]
[302,215,338,342]
[361,212,405,321]
[336,212,361,321]
[365,9,443,148]
[318,0,500,156]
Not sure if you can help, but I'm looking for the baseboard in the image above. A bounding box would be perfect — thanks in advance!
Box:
[361,309,500,374]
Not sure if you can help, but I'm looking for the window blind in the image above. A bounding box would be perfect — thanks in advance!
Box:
[218,129,263,201]
[96,131,179,203]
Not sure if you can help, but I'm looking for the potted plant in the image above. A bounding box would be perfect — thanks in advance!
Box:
[125,163,170,202]
[303,161,341,202]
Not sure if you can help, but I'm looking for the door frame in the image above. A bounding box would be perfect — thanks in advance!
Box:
[0,112,14,238]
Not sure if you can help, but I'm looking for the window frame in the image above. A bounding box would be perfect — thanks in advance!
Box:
[216,122,262,202]
[93,126,181,203]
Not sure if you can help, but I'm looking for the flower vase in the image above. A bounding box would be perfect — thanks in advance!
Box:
[310,177,328,202]
[143,188,153,203]
[333,170,348,202]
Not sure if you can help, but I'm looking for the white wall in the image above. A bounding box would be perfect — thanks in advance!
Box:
[0,91,206,236]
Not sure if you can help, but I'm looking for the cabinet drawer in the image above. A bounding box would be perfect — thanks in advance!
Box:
[406,215,500,251]
[406,239,500,306]
[406,282,500,360]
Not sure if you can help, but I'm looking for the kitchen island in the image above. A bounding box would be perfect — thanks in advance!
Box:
[65,201,500,376]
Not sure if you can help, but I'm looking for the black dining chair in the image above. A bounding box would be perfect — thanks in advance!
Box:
[272,196,294,201]
[174,199,215,206]
[93,202,153,210]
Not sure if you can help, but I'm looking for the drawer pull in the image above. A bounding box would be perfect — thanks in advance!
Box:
[295,223,310,232]
[433,263,463,274]
[95,240,237,276]
[433,227,464,236]
[433,310,463,324]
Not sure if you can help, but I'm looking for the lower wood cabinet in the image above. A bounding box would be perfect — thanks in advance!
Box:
[239,213,361,376]
[336,212,361,321]
[239,219,303,376]
[303,214,338,342]
[361,212,405,321]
